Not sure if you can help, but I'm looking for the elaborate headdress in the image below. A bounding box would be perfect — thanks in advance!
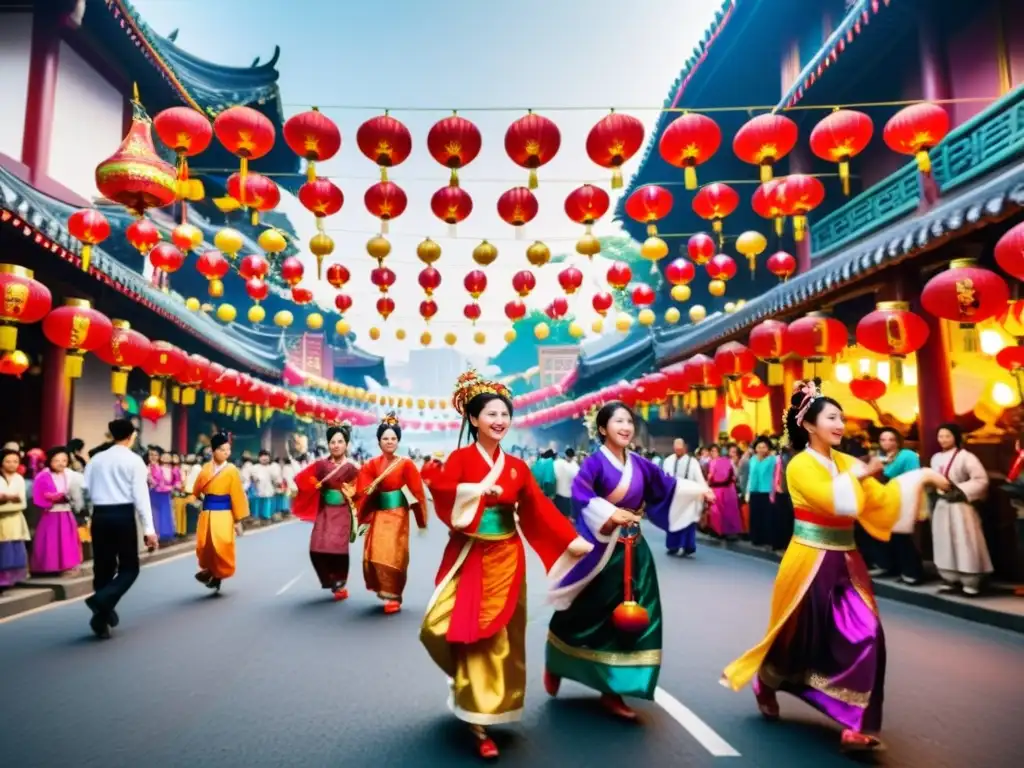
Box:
[582,406,599,442]
[451,369,511,417]
[792,379,822,428]
[380,411,400,427]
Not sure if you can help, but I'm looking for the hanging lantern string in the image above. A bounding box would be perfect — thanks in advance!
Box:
[316,227,741,243]
[277,95,998,114]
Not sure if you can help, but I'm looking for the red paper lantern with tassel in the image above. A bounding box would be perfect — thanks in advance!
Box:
[42,299,114,379]
[883,103,950,173]
[427,113,482,186]
[505,112,561,189]
[586,111,644,189]
[364,181,407,235]
[692,183,739,246]
[283,108,341,183]
[356,112,412,182]
[213,105,275,181]
[855,301,930,383]
[733,113,798,182]
[67,209,110,273]
[658,113,721,190]
[749,319,790,386]
[809,109,873,195]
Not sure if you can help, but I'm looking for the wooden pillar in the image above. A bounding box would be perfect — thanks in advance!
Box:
[21,7,62,185]
[917,10,950,207]
[40,344,71,448]
[713,395,727,442]
[173,404,189,454]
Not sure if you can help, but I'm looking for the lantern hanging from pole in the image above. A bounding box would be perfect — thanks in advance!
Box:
[427,112,482,186]
[356,111,412,182]
[92,319,152,396]
[586,110,644,189]
[363,181,407,235]
[564,184,610,258]
[67,209,111,273]
[665,258,695,302]
[751,179,788,237]
[658,113,721,190]
[748,319,790,386]
[152,105,212,207]
[788,312,848,379]
[283,107,342,184]
[179,354,210,406]
[0,265,52,353]
[766,251,797,282]
[883,103,950,174]
[809,109,873,196]
[504,111,561,189]
[625,185,672,271]
[855,301,930,384]
[42,299,113,379]
[714,341,756,382]
[777,174,824,242]
[430,185,473,237]
[921,258,1009,350]
[496,187,539,240]
[95,85,177,216]
[733,113,798,182]
[213,105,275,185]
[692,183,739,247]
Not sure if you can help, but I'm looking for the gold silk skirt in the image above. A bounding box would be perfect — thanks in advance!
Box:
[196,510,237,579]
[419,565,527,726]
[363,507,411,601]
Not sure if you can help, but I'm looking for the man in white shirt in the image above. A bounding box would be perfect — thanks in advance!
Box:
[661,438,710,557]
[83,418,156,639]
[553,448,579,519]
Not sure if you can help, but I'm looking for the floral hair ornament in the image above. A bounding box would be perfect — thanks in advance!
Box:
[451,369,511,418]
[793,379,822,427]
[380,411,400,427]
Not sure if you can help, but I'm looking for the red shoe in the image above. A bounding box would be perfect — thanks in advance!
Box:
[840,729,883,752]
[753,679,780,720]
[383,600,401,614]
[599,693,637,720]
[333,588,349,601]
[543,668,561,697]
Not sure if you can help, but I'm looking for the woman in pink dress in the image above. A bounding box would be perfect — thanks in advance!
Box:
[706,445,743,539]
[30,447,84,575]
[148,449,179,544]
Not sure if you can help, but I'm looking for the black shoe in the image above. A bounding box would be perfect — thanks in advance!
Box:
[86,596,119,628]
[666,548,680,556]
[89,613,110,639]
[207,578,222,591]
[108,609,120,627]
[682,548,696,557]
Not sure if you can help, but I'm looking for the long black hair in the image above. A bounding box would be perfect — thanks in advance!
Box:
[463,392,514,444]
[595,401,635,444]
[936,422,962,449]
[784,379,842,453]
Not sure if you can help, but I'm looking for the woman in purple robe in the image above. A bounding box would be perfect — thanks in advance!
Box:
[544,402,712,720]
[705,444,743,538]
[30,447,84,575]
[148,449,178,544]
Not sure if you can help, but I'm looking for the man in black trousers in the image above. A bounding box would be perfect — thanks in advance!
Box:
[82,418,157,639]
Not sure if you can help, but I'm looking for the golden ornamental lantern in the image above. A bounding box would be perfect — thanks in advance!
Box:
[214,228,244,259]
[417,238,441,265]
[216,303,237,323]
[248,305,266,324]
[309,232,335,280]
[444,332,458,346]
[472,240,498,267]
[534,322,551,340]
[367,235,391,266]
[689,305,707,323]
[665,307,681,324]
[420,331,432,346]
[336,319,351,335]
[259,228,287,254]
[504,329,517,343]
[526,241,551,268]
[576,234,602,258]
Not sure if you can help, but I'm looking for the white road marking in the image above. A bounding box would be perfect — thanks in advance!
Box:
[275,572,304,596]
[655,686,741,757]
[0,519,297,625]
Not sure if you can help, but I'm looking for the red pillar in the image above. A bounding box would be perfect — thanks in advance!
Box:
[917,11,950,207]
[913,301,955,458]
[173,404,189,454]
[21,7,62,185]
[713,395,727,442]
[41,344,71,448]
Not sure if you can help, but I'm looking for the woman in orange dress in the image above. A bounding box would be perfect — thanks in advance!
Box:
[419,370,593,760]
[354,412,427,614]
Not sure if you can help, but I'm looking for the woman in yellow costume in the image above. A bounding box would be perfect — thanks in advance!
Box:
[721,380,949,753]
[192,434,250,592]
[354,412,428,614]
[420,371,592,760]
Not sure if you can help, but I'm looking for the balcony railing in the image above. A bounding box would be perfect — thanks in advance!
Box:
[812,84,1024,259]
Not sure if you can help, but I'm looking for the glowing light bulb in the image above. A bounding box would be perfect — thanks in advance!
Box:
[903,365,918,387]
[876,361,890,384]
[992,381,1019,407]
[834,363,853,384]
[980,329,1006,357]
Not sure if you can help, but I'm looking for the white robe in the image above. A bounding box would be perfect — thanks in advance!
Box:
[930,449,992,577]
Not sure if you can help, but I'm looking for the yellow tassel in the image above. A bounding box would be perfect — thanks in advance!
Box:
[111,369,128,396]
[380,167,388,183]
[251,210,258,227]
[611,167,623,189]
[316,253,324,281]
[794,215,806,242]
[183,387,196,406]
[747,254,756,275]
[171,385,181,404]
[306,162,316,184]
[684,165,697,190]
[204,393,213,412]
[239,156,248,193]
[150,379,162,398]
[916,150,931,174]
[767,362,783,387]
[760,163,772,183]
[528,168,538,190]
[774,217,784,237]
[699,389,716,409]
[64,353,84,379]
[646,223,657,237]
[81,244,91,272]
[450,168,459,187]
[839,160,851,196]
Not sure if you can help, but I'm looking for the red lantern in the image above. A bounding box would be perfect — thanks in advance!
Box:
[364,181,407,235]
[921,258,1009,336]
[357,112,412,181]
[140,395,167,425]
[883,103,950,173]
[855,301,930,383]
[95,97,177,215]
[777,174,824,242]
[280,257,305,286]
[505,112,561,189]
[178,354,210,406]
[0,351,29,378]
[335,293,353,314]
[809,109,873,195]
[298,178,344,230]
[547,297,570,319]
[994,221,1024,282]
[682,353,722,408]
[291,286,314,306]
[153,105,212,205]
[376,296,396,320]
[196,249,229,297]
[714,341,756,380]
[788,313,848,377]
[693,183,739,245]
[149,242,185,276]
[418,267,442,296]
[245,278,269,303]
[749,319,790,386]
[665,258,695,286]
[766,251,797,282]
[733,113,798,182]
[658,113,721,190]
[592,292,614,317]
[239,253,270,280]
[850,376,887,402]
[464,270,487,300]
[125,219,161,256]
[730,423,755,444]
[558,267,584,296]
[631,284,656,308]
[42,299,113,379]
[706,253,737,282]
[226,172,280,226]
[370,266,396,293]
[213,105,275,179]
[430,185,473,236]
[751,179,787,237]
[326,263,351,290]
[505,299,527,322]
[686,233,716,266]
[67,209,110,272]
[144,341,188,400]
[464,302,482,323]
[283,108,342,183]
[739,373,770,400]
[497,187,539,238]
[586,111,644,189]
[89,319,151,395]
[427,114,482,186]
[607,262,632,291]
[512,270,536,297]
[624,185,673,236]
[420,299,439,322]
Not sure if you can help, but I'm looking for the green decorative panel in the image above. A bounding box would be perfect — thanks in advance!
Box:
[812,87,1024,259]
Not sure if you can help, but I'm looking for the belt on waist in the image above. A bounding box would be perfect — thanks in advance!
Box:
[321,488,347,506]
[92,503,134,515]
[792,520,856,550]
[708,482,732,488]
[471,505,516,540]
[203,494,232,512]
[376,489,405,510]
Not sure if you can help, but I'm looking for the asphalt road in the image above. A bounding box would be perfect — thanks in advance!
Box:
[1,520,1022,768]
